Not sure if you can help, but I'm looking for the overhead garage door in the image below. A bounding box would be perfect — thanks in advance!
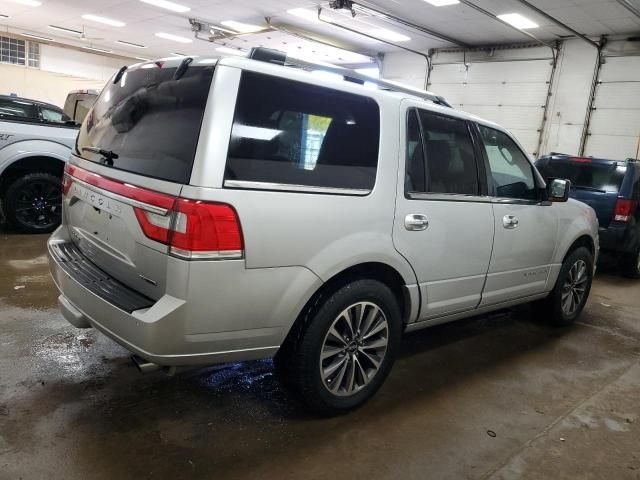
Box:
[584,55,640,160]
[427,59,553,157]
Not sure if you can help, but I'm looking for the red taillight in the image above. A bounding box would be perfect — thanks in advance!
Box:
[570,156,592,163]
[168,199,243,258]
[613,198,637,223]
[66,164,243,260]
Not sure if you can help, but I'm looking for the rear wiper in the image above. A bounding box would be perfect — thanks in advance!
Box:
[571,185,606,193]
[81,146,119,166]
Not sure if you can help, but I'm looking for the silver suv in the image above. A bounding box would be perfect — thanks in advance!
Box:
[49,49,599,414]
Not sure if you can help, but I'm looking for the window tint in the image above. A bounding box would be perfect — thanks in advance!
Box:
[41,107,68,123]
[536,160,625,193]
[479,125,538,200]
[225,71,380,191]
[0,98,36,119]
[406,109,425,192]
[417,110,478,195]
[76,65,215,184]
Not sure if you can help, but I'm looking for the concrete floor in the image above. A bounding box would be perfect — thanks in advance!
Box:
[1,229,639,480]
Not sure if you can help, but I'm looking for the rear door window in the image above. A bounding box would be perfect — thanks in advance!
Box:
[0,98,37,119]
[536,159,626,193]
[40,106,69,124]
[409,109,479,196]
[224,71,380,191]
[76,63,215,184]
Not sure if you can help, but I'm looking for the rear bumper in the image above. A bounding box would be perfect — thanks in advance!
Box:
[599,225,637,255]
[48,227,322,366]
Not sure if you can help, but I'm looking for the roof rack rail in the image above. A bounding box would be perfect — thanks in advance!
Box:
[246,47,452,108]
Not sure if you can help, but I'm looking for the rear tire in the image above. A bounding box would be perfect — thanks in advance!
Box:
[279,279,402,415]
[534,247,593,326]
[2,172,62,234]
[620,247,640,279]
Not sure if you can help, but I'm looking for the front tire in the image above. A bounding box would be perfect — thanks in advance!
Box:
[281,279,402,415]
[535,246,594,326]
[2,172,62,234]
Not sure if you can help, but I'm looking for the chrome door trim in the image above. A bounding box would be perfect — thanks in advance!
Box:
[223,180,371,196]
[406,192,493,203]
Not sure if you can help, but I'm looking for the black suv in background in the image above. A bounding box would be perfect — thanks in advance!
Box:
[536,154,640,278]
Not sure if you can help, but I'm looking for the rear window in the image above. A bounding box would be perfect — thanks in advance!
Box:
[224,71,380,192]
[537,159,626,193]
[76,63,215,184]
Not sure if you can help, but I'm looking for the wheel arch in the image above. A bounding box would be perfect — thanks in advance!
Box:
[562,234,596,262]
[278,261,417,358]
[0,156,65,196]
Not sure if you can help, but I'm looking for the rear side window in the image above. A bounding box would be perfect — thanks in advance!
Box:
[536,159,626,193]
[412,109,478,196]
[225,71,380,191]
[0,98,36,119]
[76,64,215,184]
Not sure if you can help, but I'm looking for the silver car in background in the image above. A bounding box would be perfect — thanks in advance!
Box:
[49,49,599,414]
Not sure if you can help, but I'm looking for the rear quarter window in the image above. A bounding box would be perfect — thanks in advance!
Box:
[224,71,380,192]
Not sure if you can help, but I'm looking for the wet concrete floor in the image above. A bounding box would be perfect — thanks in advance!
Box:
[1,228,639,479]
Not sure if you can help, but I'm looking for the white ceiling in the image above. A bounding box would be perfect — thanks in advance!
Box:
[0,0,639,64]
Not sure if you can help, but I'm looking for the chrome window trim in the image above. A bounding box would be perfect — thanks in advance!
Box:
[406,192,493,203]
[69,175,170,216]
[223,180,371,196]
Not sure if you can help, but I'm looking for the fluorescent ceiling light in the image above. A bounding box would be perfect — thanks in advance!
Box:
[423,0,460,6]
[82,14,125,27]
[48,25,82,35]
[497,13,539,29]
[369,28,410,42]
[156,32,192,43]
[233,125,282,141]
[220,20,265,33]
[83,45,113,53]
[21,32,52,41]
[170,52,186,56]
[134,56,151,61]
[216,46,246,56]
[287,8,320,23]
[116,40,147,48]
[7,0,41,6]
[139,0,190,13]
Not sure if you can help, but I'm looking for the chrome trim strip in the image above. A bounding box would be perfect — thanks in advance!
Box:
[70,176,170,216]
[407,192,493,203]
[170,247,243,260]
[224,180,370,196]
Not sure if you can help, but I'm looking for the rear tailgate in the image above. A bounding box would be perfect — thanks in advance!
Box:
[63,59,215,299]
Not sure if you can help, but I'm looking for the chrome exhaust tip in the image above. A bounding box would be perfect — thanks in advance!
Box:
[131,355,161,374]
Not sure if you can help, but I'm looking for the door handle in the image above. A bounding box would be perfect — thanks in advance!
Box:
[503,214,519,229]
[405,214,429,231]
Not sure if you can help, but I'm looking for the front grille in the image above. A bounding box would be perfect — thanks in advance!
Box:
[50,242,155,313]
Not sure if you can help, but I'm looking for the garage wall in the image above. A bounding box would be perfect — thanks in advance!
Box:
[382,39,636,159]
[0,42,125,108]
[583,52,640,159]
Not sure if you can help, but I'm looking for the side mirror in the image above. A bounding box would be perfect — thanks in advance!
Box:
[547,178,571,202]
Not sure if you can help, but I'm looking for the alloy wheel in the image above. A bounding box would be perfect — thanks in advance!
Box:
[319,301,389,396]
[13,181,61,230]
[561,259,589,316]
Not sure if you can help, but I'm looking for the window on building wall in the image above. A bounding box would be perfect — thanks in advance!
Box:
[0,36,26,65]
[28,41,40,68]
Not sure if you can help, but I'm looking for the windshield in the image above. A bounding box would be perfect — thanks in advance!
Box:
[76,62,215,184]
[537,159,626,193]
